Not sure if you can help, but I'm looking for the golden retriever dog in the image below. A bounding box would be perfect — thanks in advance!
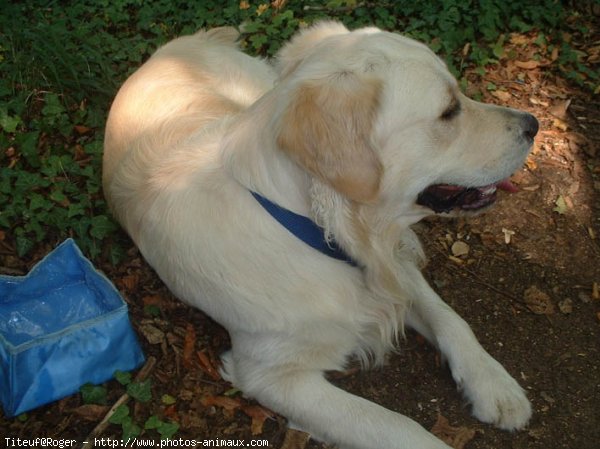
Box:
[103,22,538,449]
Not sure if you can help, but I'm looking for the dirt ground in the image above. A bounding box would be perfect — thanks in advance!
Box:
[1,34,599,449]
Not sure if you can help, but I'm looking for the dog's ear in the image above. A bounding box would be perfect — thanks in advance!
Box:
[277,74,382,203]
[276,21,349,78]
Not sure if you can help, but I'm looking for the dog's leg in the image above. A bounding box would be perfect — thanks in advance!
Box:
[226,335,451,449]
[404,267,531,430]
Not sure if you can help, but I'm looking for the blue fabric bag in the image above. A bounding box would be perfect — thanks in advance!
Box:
[0,238,144,417]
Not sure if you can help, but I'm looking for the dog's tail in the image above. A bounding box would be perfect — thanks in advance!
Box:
[196,26,240,46]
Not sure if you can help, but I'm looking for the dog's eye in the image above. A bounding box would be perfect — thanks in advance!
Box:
[440,99,461,121]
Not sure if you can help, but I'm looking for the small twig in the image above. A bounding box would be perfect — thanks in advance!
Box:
[431,245,526,305]
[454,264,526,305]
[80,356,156,449]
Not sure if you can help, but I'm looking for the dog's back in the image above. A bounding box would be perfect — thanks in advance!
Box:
[103,28,275,227]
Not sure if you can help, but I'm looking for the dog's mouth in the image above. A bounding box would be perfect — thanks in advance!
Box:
[416,179,517,214]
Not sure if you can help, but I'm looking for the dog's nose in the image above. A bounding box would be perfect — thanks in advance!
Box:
[521,113,539,142]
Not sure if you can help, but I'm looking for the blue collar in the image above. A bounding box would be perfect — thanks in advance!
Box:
[250,191,358,267]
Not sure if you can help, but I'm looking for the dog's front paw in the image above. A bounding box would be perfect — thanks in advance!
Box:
[461,355,531,430]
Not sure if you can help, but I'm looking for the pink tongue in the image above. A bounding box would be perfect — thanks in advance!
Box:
[496,179,518,193]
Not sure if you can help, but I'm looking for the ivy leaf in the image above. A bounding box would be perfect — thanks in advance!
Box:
[15,171,49,190]
[250,34,268,50]
[29,193,48,211]
[114,370,132,386]
[127,380,152,403]
[16,234,34,257]
[157,421,179,439]
[144,415,163,430]
[121,418,142,440]
[15,131,40,167]
[145,416,179,439]
[90,215,117,239]
[42,93,66,118]
[80,383,108,405]
[0,109,21,133]
[108,404,130,425]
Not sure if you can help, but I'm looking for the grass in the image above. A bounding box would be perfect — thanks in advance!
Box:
[0,0,597,262]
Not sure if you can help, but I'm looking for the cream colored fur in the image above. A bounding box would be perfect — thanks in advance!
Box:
[103,22,535,449]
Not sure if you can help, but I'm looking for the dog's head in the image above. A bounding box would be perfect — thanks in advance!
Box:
[275,22,538,220]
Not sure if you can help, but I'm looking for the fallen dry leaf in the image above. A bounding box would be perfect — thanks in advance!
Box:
[509,33,530,45]
[197,350,222,381]
[588,41,600,58]
[526,156,538,170]
[549,99,571,119]
[491,89,512,102]
[280,428,311,449]
[242,404,274,435]
[142,295,164,307]
[550,46,559,63]
[529,97,550,107]
[558,298,573,315]
[431,414,477,449]
[552,117,568,131]
[182,323,196,369]
[271,0,288,11]
[451,241,470,257]
[257,3,269,14]
[449,255,464,265]
[72,404,110,421]
[74,125,92,135]
[515,60,540,70]
[119,273,140,292]
[139,323,166,345]
[592,282,600,300]
[179,413,208,431]
[524,286,555,315]
[163,404,178,420]
[462,42,471,57]
[177,388,195,401]
[201,395,243,418]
